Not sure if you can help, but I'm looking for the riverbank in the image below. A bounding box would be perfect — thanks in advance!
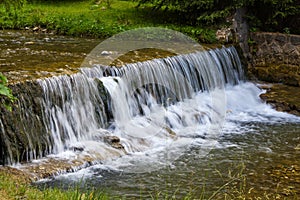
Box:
[1,158,299,199]
[0,167,108,200]
[248,32,300,116]
[259,83,300,116]
[0,0,217,43]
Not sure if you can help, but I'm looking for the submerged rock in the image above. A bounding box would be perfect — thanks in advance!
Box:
[268,163,300,196]
[91,129,126,150]
[18,156,97,180]
[163,126,177,139]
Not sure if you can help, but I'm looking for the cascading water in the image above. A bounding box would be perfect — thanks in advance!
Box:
[0,46,244,165]
[38,73,108,154]
[37,46,243,162]
[33,45,300,198]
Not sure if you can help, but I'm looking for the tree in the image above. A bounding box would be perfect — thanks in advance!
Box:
[135,0,300,34]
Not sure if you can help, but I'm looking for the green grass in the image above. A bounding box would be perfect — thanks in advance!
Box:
[0,169,109,200]
[1,161,298,200]
[0,0,217,43]
[0,166,243,200]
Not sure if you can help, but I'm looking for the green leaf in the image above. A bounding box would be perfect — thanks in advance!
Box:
[0,73,16,111]
[0,73,8,85]
[0,85,12,97]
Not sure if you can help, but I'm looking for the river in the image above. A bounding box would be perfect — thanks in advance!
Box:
[0,30,299,199]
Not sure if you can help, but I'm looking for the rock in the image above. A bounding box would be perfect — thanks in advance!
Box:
[19,156,97,180]
[163,126,177,139]
[104,135,120,144]
[24,41,35,45]
[250,32,300,67]
[216,27,232,43]
[101,50,110,56]
[251,64,300,87]
[103,136,125,150]
[0,166,33,183]
[259,83,300,116]
[32,27,39,32]
[274,34,287,46]
[291,36,300,45]
[70,146,85,152]
[44,37,51,42]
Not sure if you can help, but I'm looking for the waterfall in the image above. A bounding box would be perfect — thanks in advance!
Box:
[0,46,244,165]
[38,73,108,154]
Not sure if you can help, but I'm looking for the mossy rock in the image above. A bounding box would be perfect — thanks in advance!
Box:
[251,64,300,86]
[259,83,300,116]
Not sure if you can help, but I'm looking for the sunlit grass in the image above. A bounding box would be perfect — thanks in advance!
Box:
[1,160,298,200]
[0,0,217,43]
[0,168,109,200]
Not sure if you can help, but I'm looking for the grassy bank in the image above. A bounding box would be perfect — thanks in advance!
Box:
[0,167,108,200]
[0,164,245,200]
[1,163,296,200]
[0,0,217,43]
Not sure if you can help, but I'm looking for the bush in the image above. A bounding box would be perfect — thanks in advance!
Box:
[135,0,300,34]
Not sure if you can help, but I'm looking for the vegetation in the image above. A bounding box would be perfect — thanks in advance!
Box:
[0,168,109,200]
[0,163,246,200]
[0,0,217,43]
[0,73,16,111]
[0,0,26,14]
[0,0,299,199]
[0,0,299,42]
[135,0,300,34]
[1,161,297,200]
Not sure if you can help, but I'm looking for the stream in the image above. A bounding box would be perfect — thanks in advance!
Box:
[0,30,101,83]
[36,84,300,199]
[0,30,299,199]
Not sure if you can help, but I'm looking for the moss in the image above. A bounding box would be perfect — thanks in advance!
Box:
[251,64,300,86]
[260,83,300,116]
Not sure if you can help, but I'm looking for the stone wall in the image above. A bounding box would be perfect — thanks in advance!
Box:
[249,32,300,86]
[251,32,300,66]
[0,81,47,165]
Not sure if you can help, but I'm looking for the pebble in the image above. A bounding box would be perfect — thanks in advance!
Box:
[24,41,35,45]
[101,50,111,55]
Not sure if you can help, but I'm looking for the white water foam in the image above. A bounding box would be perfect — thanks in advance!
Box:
[45,81,299,178]
[29,45,299,177]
